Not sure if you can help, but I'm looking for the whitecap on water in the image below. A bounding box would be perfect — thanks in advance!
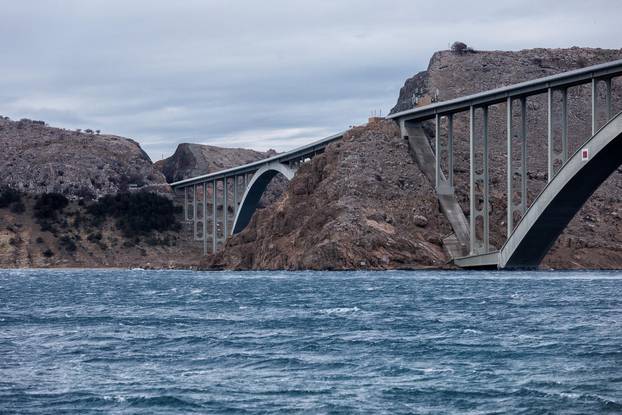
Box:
[320,307,360,315]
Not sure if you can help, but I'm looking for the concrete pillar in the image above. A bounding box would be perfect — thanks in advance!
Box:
[469,105,476,255]
[233,175,238,216]
[223,178,228,237]
[212,180,217,253]
[547,88,553,182]
[184,187,188,221]
[193,184,197,239]
[561,88,568,162]
[448,113,454,188]
[203,182,207,255]
[592,78,597,135]
[606,78,613,120]
[520,97,527,214]
[506,97,513,237]
[483,106,490,253]
[435,113,441,190]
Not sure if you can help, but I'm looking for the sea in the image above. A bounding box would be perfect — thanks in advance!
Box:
[1,269,621,414]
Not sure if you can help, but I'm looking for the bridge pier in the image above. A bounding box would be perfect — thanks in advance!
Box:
[469,105,490,255]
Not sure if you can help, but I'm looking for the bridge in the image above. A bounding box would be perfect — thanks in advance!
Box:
[171,132,343,254]
[172,58,622,269]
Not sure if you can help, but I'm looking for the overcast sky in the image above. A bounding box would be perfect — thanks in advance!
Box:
[1,1,620,160]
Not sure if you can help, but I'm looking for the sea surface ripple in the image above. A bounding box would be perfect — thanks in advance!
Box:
[1,269,621,414]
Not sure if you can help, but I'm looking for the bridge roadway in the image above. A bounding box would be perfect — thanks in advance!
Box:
[172,58,622,269]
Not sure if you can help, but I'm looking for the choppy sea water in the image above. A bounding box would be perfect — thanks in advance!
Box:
[1,269,621,414]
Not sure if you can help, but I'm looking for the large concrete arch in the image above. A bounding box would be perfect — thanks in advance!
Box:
[231,162,297,235]
[499,112,622,269]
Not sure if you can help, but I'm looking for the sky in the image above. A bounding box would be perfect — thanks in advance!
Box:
[1,0,620,161]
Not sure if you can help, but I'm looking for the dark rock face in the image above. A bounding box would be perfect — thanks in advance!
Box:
[0,117,168,198]
[155,143,276,183]
[392,47,622,268]
[207,120,452,270]
[156,143,286,207]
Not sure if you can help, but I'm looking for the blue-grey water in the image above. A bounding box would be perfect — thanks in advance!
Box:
[1,269,621,414]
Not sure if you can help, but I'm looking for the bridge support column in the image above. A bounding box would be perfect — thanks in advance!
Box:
[233,175,238,217]
[506,97,529,236]
[592,78,597,135]
[562,87,568,162]
[184,187,189,221]
[203,182,207,255]
[469,105,490,254]
[506,97,513,237]
[435,114,441,189]
[548,88,554,181]
[212,180,217,253]
[605,78,613,121]
[448,113,454,188]
[192,184,198,240]
[223,178,228,238]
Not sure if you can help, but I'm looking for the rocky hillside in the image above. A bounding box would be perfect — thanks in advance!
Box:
[207,120,451,270]
[155,143,277,183]
[0,190,202,268]
[0,117,168,198]
[210,47,622,270]
[157,142,286,207]
[392,46,622,268]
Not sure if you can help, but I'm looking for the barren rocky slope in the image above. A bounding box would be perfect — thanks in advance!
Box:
[155,143,277,183]
[0,117,168,198]
[207,120,451,270]
[211,46,622,270]
[156,142,286,206]
[393,46,622,268]
[0,192,202,268]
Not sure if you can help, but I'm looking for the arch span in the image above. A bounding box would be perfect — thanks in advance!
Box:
[231,162,297,235]
[500,112,622,269]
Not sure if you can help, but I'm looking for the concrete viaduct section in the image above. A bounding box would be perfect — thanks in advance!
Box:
[171,132,343,254]
[389,59,622,269]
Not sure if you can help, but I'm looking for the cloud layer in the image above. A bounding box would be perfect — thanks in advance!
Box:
[1,0,620,160]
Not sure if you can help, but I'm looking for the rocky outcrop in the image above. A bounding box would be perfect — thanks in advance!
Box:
[0,117,168,198]
[210,46,622,270]
[207,120,452,270]
[392,46,622,114]
[393,46,622,268]
[155,143,277,183]
[156,143,286,207]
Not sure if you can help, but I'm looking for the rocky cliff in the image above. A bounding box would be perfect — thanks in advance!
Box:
[157,143,286,206]
[393,46,622,268]
[211,46,622,270]
[155,143,277,183]
[0,117,169,198]
[207,119,451,270]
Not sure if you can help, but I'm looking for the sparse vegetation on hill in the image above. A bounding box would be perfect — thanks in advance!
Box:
[87,192,181,236]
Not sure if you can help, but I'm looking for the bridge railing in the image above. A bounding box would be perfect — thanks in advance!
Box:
[389,59,622,258]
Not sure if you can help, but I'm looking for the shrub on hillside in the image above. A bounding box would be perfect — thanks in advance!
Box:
[87,192,181,236]
[59,235,77,252]
[10,201,26,214]
[34,193,69,219]
[0,187,21,208]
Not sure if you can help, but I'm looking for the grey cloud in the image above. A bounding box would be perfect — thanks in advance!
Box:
[0,0,620,160]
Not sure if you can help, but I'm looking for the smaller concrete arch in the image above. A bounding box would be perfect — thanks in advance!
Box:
[231,161,297,235]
